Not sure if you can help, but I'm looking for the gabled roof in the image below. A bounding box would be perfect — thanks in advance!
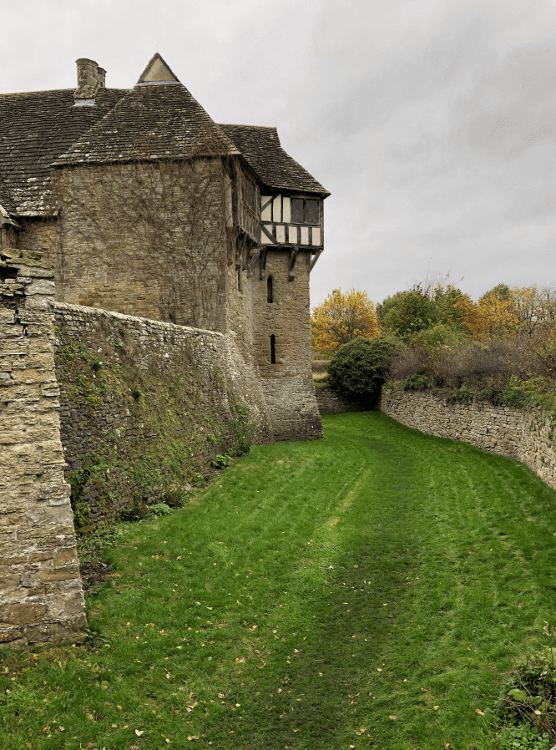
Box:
[54,83,239,167]
[137,53,180,84]
[0,87,128,215]
[219,124,330,198]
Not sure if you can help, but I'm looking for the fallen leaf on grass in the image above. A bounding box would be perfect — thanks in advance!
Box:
[41,726,50,734]
[433,706,439,710]
[235,656,246,663]
[355,728,366,735]
[135,729,144,736]
[389,715,397,720]
[475,709,485,716]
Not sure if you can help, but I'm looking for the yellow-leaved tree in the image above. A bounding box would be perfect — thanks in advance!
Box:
[453,292,489,339]
[311,288,381,356]
[477,284,519,337]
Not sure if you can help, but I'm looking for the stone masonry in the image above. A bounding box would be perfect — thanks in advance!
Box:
[381,387,556,492]
[0,262,85,647]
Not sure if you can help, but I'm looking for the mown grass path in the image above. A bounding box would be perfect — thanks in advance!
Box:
[3,412,556,749]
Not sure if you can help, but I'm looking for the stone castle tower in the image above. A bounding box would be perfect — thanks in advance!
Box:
[0,53,330,441]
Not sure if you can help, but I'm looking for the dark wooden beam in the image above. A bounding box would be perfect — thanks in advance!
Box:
[309,248,323,272]
[289,246,298,281]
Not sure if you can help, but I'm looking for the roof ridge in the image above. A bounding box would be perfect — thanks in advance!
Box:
[0,87,130,98]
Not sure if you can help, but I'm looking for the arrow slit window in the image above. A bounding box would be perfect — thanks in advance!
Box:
[270,334,276,364]
[267,276,273,303]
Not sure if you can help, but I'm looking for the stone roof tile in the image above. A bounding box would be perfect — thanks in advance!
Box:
[54,83,239,167]
[0,171,16,215]
[219,124,329,197]
[0,88,128,216]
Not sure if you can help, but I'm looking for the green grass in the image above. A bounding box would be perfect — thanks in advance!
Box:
[3,411,556,749]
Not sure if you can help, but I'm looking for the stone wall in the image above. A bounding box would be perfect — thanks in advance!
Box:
[52,301,273,528]
[315,386,369,414]
[252,250,322,440]
[51,160,229,330]
[0,262,85,647]
[381,387,556,491]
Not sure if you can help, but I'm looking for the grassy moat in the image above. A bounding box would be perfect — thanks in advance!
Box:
[2,412,556,749]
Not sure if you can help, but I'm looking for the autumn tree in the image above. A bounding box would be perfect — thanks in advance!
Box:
[454,292,489,339]
[477,284,519,337]
[311,288,380,356]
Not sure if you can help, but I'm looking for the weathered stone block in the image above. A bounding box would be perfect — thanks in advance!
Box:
[0,602,47,627]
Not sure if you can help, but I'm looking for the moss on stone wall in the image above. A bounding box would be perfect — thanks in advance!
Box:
[53,307,263,532]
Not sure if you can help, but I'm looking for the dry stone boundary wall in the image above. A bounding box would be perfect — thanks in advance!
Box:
[380,388,556,492]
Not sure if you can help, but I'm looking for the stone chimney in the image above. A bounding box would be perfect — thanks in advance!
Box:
[74,58,105,103]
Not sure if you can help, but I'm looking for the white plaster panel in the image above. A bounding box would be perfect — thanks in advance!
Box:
[300,227,309,245]
[276,225,286,244]
[282,197,291,223]
[261,197,272,222]
[288,226,298,244]
[273,195,282,223]
[311,227,321,246]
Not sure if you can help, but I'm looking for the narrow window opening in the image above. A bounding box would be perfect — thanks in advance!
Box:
[267,276,273,303]
[270,334,276,364]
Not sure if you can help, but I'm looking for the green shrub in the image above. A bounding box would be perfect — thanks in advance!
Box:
[495,623,556,743]
[212,454,232,469]
[328,336,397,403]
[149,502,173,517]
[401,374,435,391]
[494,724,552,749]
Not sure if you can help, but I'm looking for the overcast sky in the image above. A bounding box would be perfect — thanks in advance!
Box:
[4,0,556,307]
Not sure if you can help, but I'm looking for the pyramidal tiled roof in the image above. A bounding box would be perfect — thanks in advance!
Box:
[219,124,329,197]
[0,87,128,216]
[54,83,239,167]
